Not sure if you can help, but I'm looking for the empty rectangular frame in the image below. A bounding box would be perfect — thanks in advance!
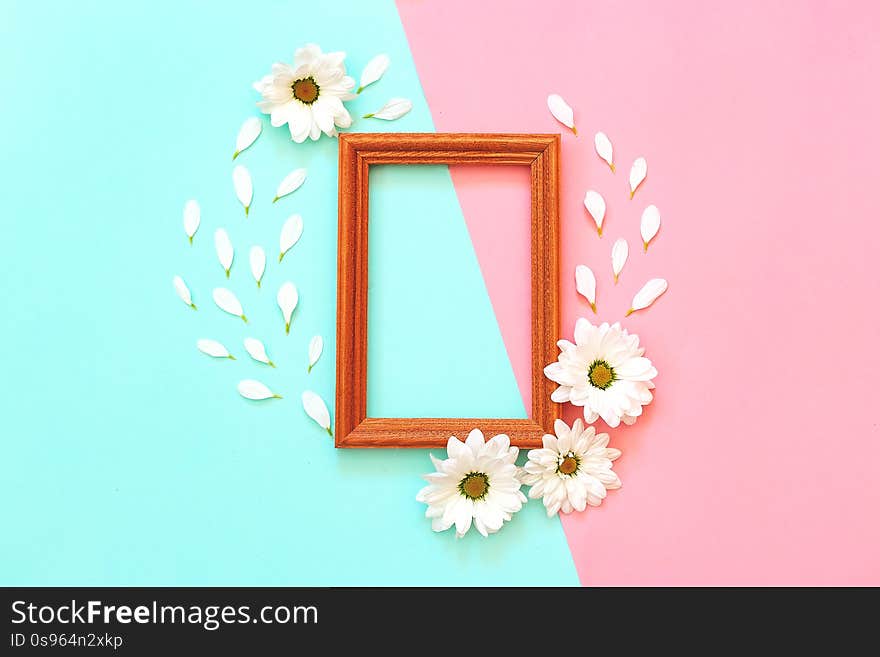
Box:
[335,133,560,448]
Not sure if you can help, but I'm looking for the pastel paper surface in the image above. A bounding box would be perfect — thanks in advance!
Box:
[2,0,576,588]
[398,0,880,585]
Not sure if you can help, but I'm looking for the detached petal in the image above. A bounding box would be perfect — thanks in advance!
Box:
[358,54,390,92]
[629,157,647,199]
[547,94,576,134]
[302,390,332,435]
[308,335,323,373]
[238,379,281,400]
[575,265,597,313]
[232,165,253,215]
[214,228,233,278]
[183,200,200,243]
[233,117,261,160]
[249,245,265,288]
[279,214,303,262]
[594,132,614,171]
[640,205,661,251]
[364,98,412,120]
[273,168,306,203]
[583,190,606,236]
[611,238,629,283]
[627,278,668,316]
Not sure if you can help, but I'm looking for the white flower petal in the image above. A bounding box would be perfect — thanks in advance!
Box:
[583,190,606,236]
[358,54,389,92]
[611,238,629,284]
[640,205,661,252]
[244,337,274,367]
[364,97,412,121]
[302,390,332,435]
[249,245,265,288]
[197,339,233,360]
[547,94,576,134]
[279,214,303,262]
[629,157,647,199]
[575,265,597,313]
[173,275,196,310]
[238,379,281,401]
[232,165,253,216]
[214,228,234,278]
[273,168,306,203]
[233,117,261,160]
[183,200,200,243]
[627,278,668,316]
[594,132,614,172]
[276,282,298,334]
[213,287,247,322]
[308,335,323,373]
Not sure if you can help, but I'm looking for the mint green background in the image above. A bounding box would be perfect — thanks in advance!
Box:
[0,0,577,585]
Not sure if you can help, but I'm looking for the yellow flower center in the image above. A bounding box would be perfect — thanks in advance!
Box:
[291,77,320,104]
[458,472,490,500]
[558,456,579,476]
[588,359,615,390]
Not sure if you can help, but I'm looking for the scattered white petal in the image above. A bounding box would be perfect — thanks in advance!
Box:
[183,200,200,244]
[244,337,275,367]
[627,278,668,316]
[575,265,597,313]
[547,94,577,134]
[273,168,306,203]
[358,54,390,93]
[213,287,247,322]
[611,238,629,284]
[583,190,606,236]
[302,390,332,435]
[594,132,614,172]
[173,275,196,310]
[197,339,234,360]
[233,117,261,160]
[238,379,281,400]
[279,214,303,262]
[308,335,323,373]
[364,98,412,120]
[214,228,234,278]
[640,205,661,252]
[277,282,298,334]
[629,157,647,199]
[232,165,253,216]
[249,245,265,288]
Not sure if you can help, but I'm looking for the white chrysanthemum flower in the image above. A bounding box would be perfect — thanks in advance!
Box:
[416,429,527,538]
[521,419,621,516]
[253,44,356,143]
[544,319,657,428]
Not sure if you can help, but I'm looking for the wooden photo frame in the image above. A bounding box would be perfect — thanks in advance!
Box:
[335,133,560,448]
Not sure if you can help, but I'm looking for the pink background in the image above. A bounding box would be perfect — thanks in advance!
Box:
[398,0,880,584]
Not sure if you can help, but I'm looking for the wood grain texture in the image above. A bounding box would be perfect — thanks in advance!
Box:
[335,133,561,449]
